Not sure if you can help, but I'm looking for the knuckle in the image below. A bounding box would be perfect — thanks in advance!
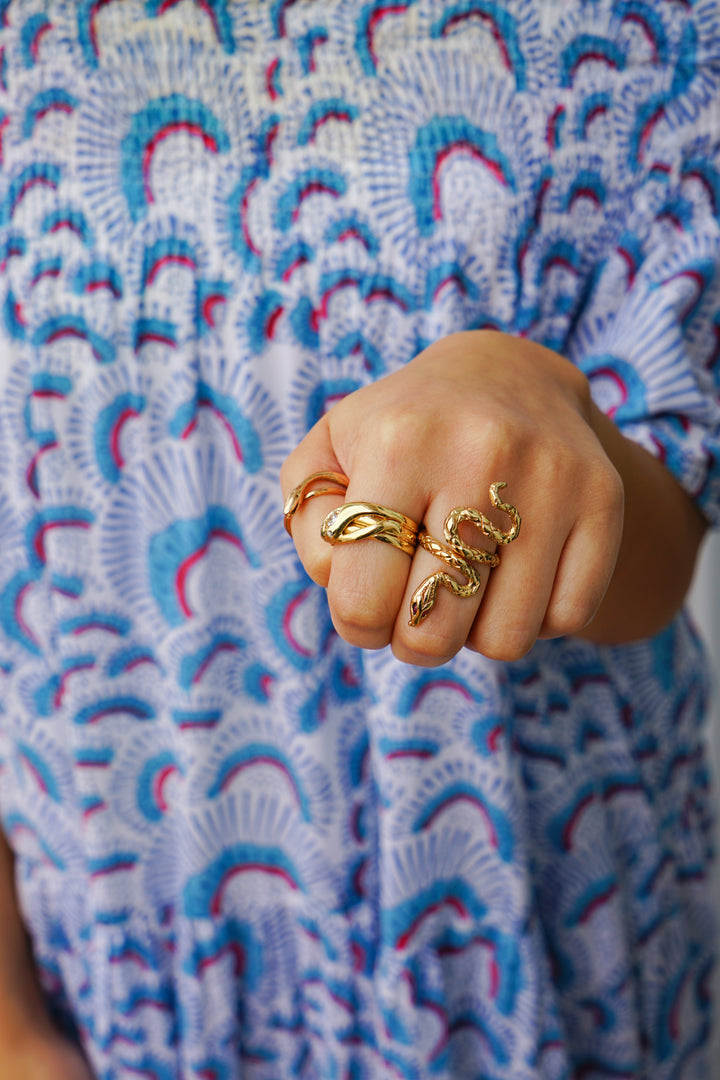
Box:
[393,624,461,667]
[534,443,579,491]
[492,641,533,663]
[303,550,331,588]
[392,642,456,668]
[371,408,431,468]
[544,587,604,639]
[477,411,523,449]
[328,577,397,639]
[463,413,525,472]
[587,459,624,518]
[606,470,625,520]
[542,609,588,640]
[470,625,536,663]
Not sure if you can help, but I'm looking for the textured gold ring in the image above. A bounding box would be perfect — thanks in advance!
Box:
[409,482,521,626]
[283,470,349,536]
[321,501,419,557]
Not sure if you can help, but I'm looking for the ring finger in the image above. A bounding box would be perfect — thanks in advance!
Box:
[390,493,498,665]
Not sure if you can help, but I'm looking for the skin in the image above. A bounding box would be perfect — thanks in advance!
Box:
[0,831,93,1078]
[281,331,707,665]
[0,331,707,1073]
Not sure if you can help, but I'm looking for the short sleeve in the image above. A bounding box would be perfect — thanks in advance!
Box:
[567,81,720,524]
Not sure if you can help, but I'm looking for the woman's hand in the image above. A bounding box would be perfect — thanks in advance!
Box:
[281,330,626,666]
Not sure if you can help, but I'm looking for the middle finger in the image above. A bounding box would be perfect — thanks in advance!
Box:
[390,491,498,665]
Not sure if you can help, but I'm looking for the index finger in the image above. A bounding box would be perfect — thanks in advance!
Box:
[283,470,349,536]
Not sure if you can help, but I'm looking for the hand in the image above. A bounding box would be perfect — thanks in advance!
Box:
[281,331,625,666]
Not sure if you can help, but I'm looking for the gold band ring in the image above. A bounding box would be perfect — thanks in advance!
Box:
[321,502,419,557]
[283,470,349,536]
[409,482,521,627]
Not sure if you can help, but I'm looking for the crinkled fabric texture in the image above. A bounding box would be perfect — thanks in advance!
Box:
[0,1,718,1078]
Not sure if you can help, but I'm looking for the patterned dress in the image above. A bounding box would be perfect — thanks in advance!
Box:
[0,1,718,1077]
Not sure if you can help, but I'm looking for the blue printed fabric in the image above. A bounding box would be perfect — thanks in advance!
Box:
[0,1,718,1078]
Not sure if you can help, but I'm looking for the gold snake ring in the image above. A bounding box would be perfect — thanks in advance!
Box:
[321,502,419,557]
[283,470,349,536]
[409,482,521,627]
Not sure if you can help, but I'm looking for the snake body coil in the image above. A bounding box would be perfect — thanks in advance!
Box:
[321,502,419,557]
[408,482,521,627]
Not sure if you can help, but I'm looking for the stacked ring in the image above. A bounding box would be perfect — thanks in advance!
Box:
[321,502,419,557]
[283,470,349,535]
[284,473,521,627]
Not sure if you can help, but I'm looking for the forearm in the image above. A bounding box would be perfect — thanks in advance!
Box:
[0,826,54,1040]
[576,402,707,645]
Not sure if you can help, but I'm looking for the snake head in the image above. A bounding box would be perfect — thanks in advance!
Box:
[408,587,434,628]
